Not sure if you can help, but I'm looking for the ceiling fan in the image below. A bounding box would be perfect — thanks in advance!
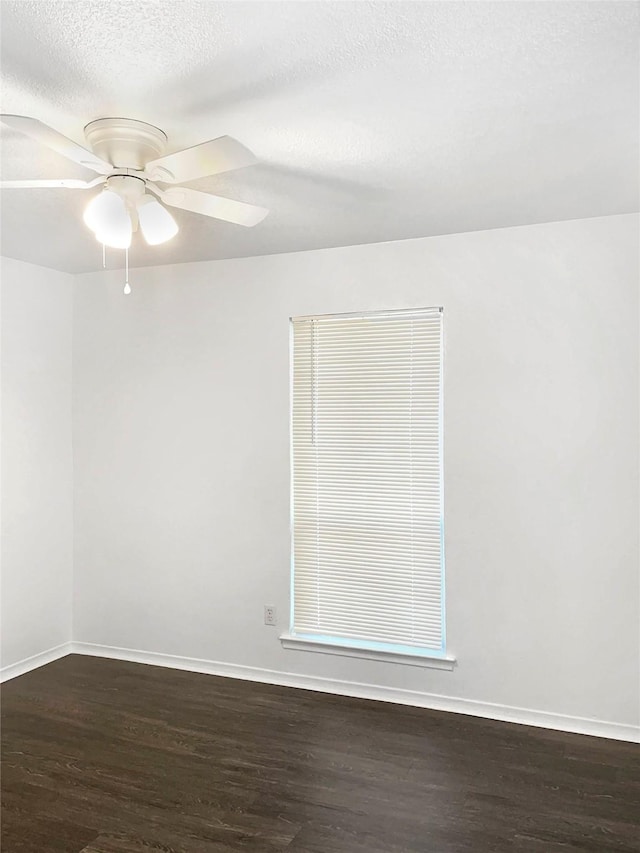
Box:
[0,115,269,252]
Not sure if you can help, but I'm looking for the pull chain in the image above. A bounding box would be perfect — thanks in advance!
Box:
[124,247,131,295]
[102,242,106,269]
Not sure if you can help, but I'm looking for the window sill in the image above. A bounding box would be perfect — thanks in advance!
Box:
[279,634,456,670]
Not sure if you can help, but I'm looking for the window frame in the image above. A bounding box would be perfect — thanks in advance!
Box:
[282,307,454,669]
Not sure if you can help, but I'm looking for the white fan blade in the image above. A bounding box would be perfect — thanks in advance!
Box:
[0,114,112,174]
[0,177,104,189]
[149,184,268,227]
[144,136,257,184]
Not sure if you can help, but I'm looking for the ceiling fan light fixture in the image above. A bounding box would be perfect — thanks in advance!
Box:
[84,188,132,249]
[83,188,121,231]
[137,195,179,245]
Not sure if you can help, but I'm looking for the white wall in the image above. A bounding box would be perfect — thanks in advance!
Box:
[72,214,639,730]
[1,257,74,670]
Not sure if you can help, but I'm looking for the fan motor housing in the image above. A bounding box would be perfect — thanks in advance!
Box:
[84,118,167,170]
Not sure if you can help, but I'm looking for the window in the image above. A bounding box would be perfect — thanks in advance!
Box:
[286,307,447,664]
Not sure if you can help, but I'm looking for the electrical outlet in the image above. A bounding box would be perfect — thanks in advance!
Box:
[264,606,277,626]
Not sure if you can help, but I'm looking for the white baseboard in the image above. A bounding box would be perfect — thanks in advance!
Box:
[71,641,639,744]
[0,641,73,683]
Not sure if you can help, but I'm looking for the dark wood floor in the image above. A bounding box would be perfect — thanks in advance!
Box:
[1,656,638,853]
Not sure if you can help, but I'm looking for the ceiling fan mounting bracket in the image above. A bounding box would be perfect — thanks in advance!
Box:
[84,118,167,171]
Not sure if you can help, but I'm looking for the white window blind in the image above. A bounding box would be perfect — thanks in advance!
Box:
[291,307,445,656]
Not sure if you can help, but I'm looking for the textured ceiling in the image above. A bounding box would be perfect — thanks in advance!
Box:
[0,1,638,273]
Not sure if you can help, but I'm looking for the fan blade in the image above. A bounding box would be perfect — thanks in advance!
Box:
[147,183,267,227]
[144,136,257,184]
[149,185,268,227]
[0,178,104,189]
[0,114,112,174]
